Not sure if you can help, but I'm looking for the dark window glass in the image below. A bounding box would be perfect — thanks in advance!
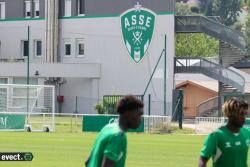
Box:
[65,44,71,55]
[36,41,42,56]
[23,41,29,57]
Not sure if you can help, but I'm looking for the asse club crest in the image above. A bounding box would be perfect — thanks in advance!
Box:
[120,3,156,63]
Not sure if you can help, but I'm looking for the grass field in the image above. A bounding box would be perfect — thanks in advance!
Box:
[0,131,214,167]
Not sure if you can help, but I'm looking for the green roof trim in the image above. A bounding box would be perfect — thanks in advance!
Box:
[158,12,175,15]
[59,14,120,19]
[59,12,175,19]
[0,18,45,22]
[0,12,174,22]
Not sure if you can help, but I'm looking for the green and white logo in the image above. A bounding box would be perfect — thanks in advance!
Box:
[120,3,156,63]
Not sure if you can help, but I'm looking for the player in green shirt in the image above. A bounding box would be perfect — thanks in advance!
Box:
[85,95,144,167]
[199,97,249,167]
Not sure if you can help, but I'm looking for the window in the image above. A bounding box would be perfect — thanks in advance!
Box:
[65,44,71,56]
[0,78,8,112]
[0,87,7,112]
[34,40,42,57]
[64,40,72,57]
[76,39,84,57]
[0,2,5,19]
[13,78,38,85]
[78,0,85,15]
[65,0,71,16]
[21,40,29,57]
[25,1,31,18]
[0,41,1,58]
[12,78,38,109]
[0,78,8,84]
[34,0,40,18]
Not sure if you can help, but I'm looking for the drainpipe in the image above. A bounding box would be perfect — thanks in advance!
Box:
[45,0,59,63]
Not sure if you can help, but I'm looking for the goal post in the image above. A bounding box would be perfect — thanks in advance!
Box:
[0,84,55,132]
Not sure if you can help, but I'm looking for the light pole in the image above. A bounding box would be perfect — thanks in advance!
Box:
[26,26,30,127]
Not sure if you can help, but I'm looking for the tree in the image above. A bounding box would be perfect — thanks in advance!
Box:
[233,21,243,32]
[176,2,195,15]
[244,15,250,53]
[175,33,219,57]
[199,0,242,26]
[175,2,219,58]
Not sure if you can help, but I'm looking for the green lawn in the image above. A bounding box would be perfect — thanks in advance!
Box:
[0,132,212,167]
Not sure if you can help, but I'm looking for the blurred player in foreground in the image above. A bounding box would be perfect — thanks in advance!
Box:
[85,95,143,167]
[199,97,249,167]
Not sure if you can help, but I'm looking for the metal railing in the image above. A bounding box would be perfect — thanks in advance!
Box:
[195,117,226,134]
[102,95,144,114]
[174,57,245,92]
[196,96,218,117]
[175,16,246,50]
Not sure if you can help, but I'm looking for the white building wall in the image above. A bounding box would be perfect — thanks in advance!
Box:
[0,20,45,62]
[59,14,175,115]
[58,78,95,114]
[0,14,175,115]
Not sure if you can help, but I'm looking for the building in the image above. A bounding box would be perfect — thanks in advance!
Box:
[0,0,176,115]
[176,80,218,118]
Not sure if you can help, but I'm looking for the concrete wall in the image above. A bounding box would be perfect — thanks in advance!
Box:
[85,0,175,16]
[59,78,96,114]
[3,0,175,19]
[5,0,45,19]
[5,0,25,18]
[59,0,175,17]
[0,20,45,62]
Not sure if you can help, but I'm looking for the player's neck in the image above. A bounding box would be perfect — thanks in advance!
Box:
[119,118,128,131]
[226,123,240,133]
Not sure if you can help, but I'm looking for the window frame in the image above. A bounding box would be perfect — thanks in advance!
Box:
[34,40,42,57]
[64,0,71,17]
[0,78,8,84]
[77,0,85,16]
[76,39,85,57]
[0,40,1,58]
[0,2,6,19]
[25,1,31,18]
[34,0,40,18]
[63,39,72,57]
[21,40,29,58]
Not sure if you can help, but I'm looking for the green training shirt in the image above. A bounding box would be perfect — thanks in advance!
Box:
[201,126,250,167]
[87,122,127,167]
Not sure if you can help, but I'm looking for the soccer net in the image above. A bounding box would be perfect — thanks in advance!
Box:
[0,84,55,132]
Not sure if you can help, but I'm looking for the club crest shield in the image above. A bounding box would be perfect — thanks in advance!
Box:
[120,3,156,63]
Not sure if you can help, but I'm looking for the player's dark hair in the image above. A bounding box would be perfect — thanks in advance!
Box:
[223,97,248,117]
[116,95,144,114]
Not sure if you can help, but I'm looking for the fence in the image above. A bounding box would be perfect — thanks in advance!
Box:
[59,96,98,114]
[0,112,171,133]
[195,117,250,134]
[58,95,173,116]
[195,117,226,134]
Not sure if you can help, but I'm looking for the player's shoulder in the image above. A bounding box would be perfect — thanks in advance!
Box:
[214,126,226,133]
[210,126,227,137]
[102,123,126,137]
[240,127,250,134]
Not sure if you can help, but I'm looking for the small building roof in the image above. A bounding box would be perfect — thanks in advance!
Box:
[176,80,250,94]
[176,80,218,93]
